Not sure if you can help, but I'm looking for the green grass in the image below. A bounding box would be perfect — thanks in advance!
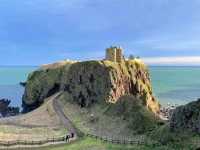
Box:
[149,124,200,149]
[106,95,162,134]
[10,135,199,150]
[35,137,163,150]
[21,59,199,149]
[57,95,200,150]
[24,62,74,106]
[34,136,197,150]
[0,125,68,141]
[59,94,140,138]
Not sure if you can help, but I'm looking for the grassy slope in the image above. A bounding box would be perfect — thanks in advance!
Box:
[59,93,143,138]
[0,96,67,141]
[105,95,160,134]
[35,128,200,150]
[0,125,67,141]
[1,95,60,126]
[57,93,200,150]
[37,135,197,150]
[36,137,167,150]
[17,60,200,149]
[149,124,200,150]
[23,61,74,106]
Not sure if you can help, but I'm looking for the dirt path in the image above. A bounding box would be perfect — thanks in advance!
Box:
[0,92,78,137]
[52,93,77,137]
[0,92,78,149]
[0,92,77,134]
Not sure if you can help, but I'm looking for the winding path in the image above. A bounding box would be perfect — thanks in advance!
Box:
[0,93,78,149]
[52,92,78,138]
[0,92,78,136]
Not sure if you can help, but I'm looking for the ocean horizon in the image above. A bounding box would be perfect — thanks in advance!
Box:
[0,66,38,108]
[0,65,200,108]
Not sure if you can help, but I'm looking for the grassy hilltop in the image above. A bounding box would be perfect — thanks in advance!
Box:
[22,59,160,114]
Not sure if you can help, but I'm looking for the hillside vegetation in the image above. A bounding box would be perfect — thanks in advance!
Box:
[23,59,160,114]
[2,59,200,149]
[0,95,67,141]
[106,95,160,134]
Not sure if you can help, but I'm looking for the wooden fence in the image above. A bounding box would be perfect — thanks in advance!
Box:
[0,132,154,148]
[85,133,146,145]
[0,136,66,147]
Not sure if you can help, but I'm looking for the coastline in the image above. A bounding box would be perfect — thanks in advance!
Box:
[0,66,200,115]
[159,103,178,120]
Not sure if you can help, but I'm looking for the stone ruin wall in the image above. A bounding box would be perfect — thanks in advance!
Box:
[116,48,123,63]
[106,48,116,62]
[106,47,123,63]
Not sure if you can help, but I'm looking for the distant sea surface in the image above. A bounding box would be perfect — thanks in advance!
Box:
[0,66,200,108]
[0,66,38,107]
[150,66,200,106]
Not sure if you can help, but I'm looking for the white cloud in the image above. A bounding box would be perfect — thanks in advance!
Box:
[143,56,200,66]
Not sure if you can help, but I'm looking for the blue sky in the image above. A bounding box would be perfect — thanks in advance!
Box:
[0,0,200,65]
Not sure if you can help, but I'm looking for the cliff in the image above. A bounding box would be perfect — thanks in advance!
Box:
[170,99,200,133]
[22,59,160,114]
[22,61,75,112]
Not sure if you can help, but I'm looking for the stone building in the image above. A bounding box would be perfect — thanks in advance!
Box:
[106,47,117,62]
[105,46,123,62]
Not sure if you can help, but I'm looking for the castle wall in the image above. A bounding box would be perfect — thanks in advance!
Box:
[105,46,123,62]
[106,48,116,62]
[116,48,123,63]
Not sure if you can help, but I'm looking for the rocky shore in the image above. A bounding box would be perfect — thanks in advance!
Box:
[0,99,20,118]
[19,82,26,87]
[159,103,178,120]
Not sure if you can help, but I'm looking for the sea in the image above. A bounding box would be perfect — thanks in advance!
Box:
[0,66,200,108]
[0,66,38,107]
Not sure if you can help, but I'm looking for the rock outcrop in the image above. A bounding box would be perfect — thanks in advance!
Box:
[22,59,160,114]
[22,61,75,112]
[0,99,20,117]
[170,99,200,133]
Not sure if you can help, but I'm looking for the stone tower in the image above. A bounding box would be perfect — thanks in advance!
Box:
[105,46,123,62]
[106,47,116,62]
[116,47,123,63]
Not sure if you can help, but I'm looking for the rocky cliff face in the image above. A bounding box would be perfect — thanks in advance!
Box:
[170,99,200,133]
[22,59,160,114]
[22,61,74,112]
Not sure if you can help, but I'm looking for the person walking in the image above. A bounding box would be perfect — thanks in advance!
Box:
[65,134,70,142]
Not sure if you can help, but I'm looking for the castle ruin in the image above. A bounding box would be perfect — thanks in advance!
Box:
[105,46,123,63]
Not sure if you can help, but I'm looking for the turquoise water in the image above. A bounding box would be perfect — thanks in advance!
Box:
[150,66,200,106]
[0,66,38,107]
[0,66,200,107]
